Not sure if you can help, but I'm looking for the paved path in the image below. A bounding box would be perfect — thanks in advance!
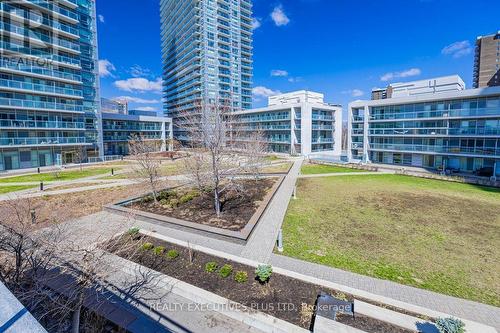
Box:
[271,254,500,331]
[240,158,303,263]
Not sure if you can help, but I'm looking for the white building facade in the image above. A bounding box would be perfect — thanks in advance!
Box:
[348,78,500,176]
[233,91,342,157]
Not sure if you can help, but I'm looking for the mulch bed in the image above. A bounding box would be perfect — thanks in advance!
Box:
[107,235,415,333]
[126,179,277,231]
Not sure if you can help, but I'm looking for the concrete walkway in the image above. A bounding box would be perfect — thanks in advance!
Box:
[271,254,500,331]
[239,158,303,263]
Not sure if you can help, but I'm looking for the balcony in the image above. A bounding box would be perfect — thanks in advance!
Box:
[0,136,88,147]
[370,107,500,121]
[23,0,79,24]
[369,143,500,156]
[312,125,334,130]
[0,119,85,130]
[0,79,83,98]
[312,115,333,121]
[0,41,81,68]
[312,138,334,144]
[0,98,83,112]
[0,62,82,83]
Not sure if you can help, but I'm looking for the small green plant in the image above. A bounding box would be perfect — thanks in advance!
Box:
[218,264,233,278]
[140,242,154,251]
[166,249,179,259]
[234,271,248,283]
[169,198,180,208]
[435,317,465,333]
[205,261,218,273]
[153,246,165,256]
[180,193,196,204]
[127,227,140,236]
[255,264,273,283]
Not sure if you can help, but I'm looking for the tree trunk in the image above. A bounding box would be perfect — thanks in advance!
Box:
[71,303,82,333]
[214,189,221,217]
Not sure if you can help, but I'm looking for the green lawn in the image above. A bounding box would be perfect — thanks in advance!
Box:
[0,185,35,194]
[0,167,115,183]
[301,163,364,175]
[280,174,500,306]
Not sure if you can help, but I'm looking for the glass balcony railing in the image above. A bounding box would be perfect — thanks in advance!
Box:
[312,115,333,120]
[102,125,162,131]
[0,119,85,129]
[312,138,334,143]
[368,128,500,136]
[370,107,500,121]
[26,0,79,21]
[0,41,80,67]
[239,115,290,122]
[448,128,500,136]
[0,62,82,83]
[0,22,80,52]
[0,79,82,97]
[370,143,500,156]
[236,125,291,131]
[0,136,88,146]
[312,125,334,130]
[104,135,162,141]
[0,98,83,112]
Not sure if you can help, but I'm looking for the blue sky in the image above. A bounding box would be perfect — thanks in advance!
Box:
[96,0,500,116]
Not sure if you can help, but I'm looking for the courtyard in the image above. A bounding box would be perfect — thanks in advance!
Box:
[280,173,500,306]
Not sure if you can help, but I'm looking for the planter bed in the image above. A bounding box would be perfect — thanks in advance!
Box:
[105,177,284,242]
[106,234,416,333]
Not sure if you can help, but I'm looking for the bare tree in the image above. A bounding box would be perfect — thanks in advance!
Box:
[73,146,87,171]
[0,201,162,333]
[240,128,268,179]
[128,134,162,202]
[177,100,267,217]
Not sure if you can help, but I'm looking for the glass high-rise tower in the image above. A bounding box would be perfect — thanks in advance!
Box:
[160,0,253,134]
[0,0,102,170]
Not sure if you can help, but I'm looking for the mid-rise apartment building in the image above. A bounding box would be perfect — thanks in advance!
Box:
[102,112,172,156]
[232,91,342,157]
[371,75,466,100]
[101,97,128,115]
[160,0,253,132]
[349,76,500,176]
[473,31,500,88]
[0,0,102,171]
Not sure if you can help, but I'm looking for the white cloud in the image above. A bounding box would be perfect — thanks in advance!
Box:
[252,18,261,30]
[288,77,303,83]
[380,68,421,82]
[130,65,152,78]
[113,96,160,104]
[98,59,115,78]
[442,40,473,58]
[134,107,158,112]
[271,5,290,27]
[114,78,163,93]
[271,69,289,77]
[252,86,281,98]
[342,89,364,97]
[98,14,105,23]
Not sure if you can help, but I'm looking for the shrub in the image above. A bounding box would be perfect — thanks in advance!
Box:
[180,193,196,204]
[166,249,179,259]
[126,227,140,236]
[159,199,169,206]
[234,271,248,283]
[255,264,273,283]
[169,198,180,208]
[218,264,233,278]
[435,317,465,333]
[157,190,177,201]
[153,246,165,256]
[141,195,154,204]
[140,242,154,251]
[205,261,218,273]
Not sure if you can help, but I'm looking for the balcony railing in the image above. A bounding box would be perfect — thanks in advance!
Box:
[0,41,80,67]
[312,115,334,121]
[0,98,83,112]
[369,128,500,136]
[312,138,334,143]
[0,119,84,129]
[25,0,79,21]
[370,107,500,121]
[0,62,82,83]
[312,125,334,130]
[370,143,500,156]
[0,79,82,97]
[0,136,88,146]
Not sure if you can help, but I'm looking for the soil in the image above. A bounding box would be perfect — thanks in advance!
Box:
[0,181,172,229]
[107,235,415,333]
[127,178,277,231]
